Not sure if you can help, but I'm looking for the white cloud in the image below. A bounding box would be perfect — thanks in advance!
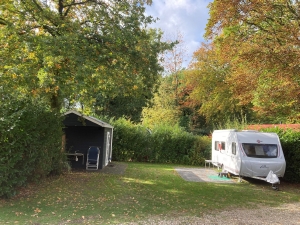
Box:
[145,0,211,67]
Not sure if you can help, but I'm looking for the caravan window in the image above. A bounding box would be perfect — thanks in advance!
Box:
[214,141,219,151]
[242,143,278,158]
[215,141,225,151]
[221,142,225,150]
[232,142,236,155]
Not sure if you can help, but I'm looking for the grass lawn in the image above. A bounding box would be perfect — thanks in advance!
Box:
[1,162,300,224]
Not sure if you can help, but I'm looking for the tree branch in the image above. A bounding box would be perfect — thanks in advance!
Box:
[63,0,105,8]
[245,21,268,33]
[42,24,58,36]
[0,18,8,25]
[286,1,300,20]
[64,0,76,17]
[58,0,64,17]
[62,0,106,18]
[31,0,44,12]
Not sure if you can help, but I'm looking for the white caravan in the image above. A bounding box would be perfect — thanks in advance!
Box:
[211,130,286,186]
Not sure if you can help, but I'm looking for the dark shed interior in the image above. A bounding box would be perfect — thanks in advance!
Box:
[63,110,113,170]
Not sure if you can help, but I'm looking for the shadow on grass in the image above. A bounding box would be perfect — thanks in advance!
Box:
[241,176,300,192]
[1,162,300,225]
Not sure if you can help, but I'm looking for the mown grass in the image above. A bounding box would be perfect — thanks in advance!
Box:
[0,162,300,224]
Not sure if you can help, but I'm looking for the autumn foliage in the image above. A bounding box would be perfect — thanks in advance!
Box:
[184,0,300,124]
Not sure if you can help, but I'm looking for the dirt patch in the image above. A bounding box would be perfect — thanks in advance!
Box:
[98,162,128,175]
[71,161,127,175]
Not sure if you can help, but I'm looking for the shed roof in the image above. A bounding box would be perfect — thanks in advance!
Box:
[64,110,114,129]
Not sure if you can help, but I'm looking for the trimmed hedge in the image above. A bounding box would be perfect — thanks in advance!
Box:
[112,118,150,162]
[0,96,65,197]
[111,118,211,165]
[111,119,300,182]
[261,127,300,183]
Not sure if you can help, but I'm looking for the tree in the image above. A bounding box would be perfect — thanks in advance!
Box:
[161,30,187,104]
[176,76,208,134]
[186,43,253,125]
[205,0,300,122]
[94,90,154,122]
[142,76,180,128]
[142,31,189,128]
[0,0,171,111]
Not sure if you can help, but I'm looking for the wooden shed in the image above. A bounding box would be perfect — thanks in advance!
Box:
[63,110,113,169]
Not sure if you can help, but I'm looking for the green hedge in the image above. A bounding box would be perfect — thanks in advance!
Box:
[112,118,150,162]
[0,96,65,197]
[111,119,300,182]
[261,127,300,183]
[111,118,211,165]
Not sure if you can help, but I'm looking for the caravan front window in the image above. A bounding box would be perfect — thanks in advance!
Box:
[242,143,278,158]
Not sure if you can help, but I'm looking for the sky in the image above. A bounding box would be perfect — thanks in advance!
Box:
[145,0,212,68]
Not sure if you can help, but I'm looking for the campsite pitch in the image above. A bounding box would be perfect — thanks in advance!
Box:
[77,163,235,183]
[175,168,236,183]
[97,163,236,183]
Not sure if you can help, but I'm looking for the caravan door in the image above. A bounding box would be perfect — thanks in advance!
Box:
[212,140,219,165]
[227,142,241,175]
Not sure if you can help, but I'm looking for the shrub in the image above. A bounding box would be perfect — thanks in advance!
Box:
[188,136,211,166]
[150,124,193,163]
[111,119,210,165]
[277,130,300,183]
[111,118,150,162]
[0,96,64,197]
[261,127,300,183]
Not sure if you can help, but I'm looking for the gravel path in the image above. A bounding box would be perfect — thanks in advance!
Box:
[123,202,300,225]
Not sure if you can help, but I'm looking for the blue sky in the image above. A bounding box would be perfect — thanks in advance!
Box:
[145,0,212,67]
